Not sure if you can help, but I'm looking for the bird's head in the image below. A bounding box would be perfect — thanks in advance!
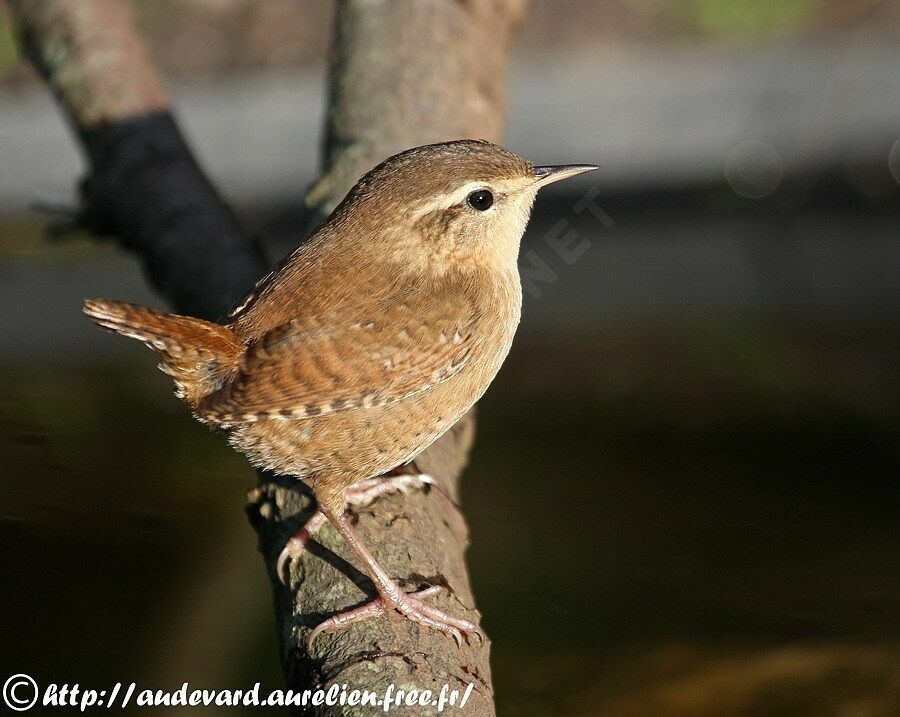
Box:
[332,140,598,274]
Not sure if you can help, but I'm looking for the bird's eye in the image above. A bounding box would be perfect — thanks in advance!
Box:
[466,189,494,211]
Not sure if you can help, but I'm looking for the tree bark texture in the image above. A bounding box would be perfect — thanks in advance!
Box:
[11,0,527,714]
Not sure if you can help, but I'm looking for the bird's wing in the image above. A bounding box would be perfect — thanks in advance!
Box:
[198,294,477,423]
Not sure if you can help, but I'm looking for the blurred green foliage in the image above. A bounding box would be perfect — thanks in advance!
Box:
[679,0,823,36]
[0,5,20,79]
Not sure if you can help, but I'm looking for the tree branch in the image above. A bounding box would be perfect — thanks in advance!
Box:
[11,0,265,320]
[12,0,527,713]
[246,4,527,714]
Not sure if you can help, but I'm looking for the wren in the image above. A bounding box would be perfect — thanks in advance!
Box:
[84,140,597,647]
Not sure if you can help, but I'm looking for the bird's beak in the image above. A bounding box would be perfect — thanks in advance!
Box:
[532,164,599,188]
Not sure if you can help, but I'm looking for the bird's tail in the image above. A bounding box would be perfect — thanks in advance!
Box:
[83,299,242,407]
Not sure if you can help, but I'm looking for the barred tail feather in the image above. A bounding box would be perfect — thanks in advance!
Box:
[83,299,242,407]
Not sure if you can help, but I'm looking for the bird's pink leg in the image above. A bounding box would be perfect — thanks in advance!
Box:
[277,473,440,584]
[308,511,483,650]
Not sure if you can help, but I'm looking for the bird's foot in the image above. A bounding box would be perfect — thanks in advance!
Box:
[277,473,438,584]
[346,472,441,508]
[276,509,327,584]
[307,584,483,650]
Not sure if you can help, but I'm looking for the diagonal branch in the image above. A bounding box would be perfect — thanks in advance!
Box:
[10,0,266,320]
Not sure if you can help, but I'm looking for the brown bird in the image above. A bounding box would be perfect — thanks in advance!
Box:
[84,140,597,646]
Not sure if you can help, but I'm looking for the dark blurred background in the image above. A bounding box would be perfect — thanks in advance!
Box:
[1,1,898,715]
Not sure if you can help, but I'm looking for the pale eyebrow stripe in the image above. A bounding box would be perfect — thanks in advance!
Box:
[408,179,519,218]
